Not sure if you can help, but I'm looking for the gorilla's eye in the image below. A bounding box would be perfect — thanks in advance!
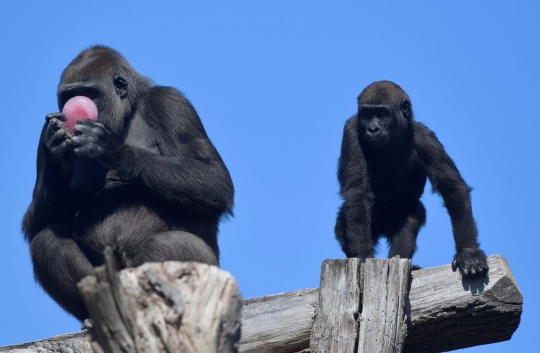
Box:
[114,75,128,90]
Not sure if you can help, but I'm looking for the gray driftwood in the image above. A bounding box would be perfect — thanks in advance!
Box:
[357,258,411,353]
[310,259,362,353]
[0,255,521,353]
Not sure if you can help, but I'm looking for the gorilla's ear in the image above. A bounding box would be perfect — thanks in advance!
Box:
[114,75,128,97]
[400,100,411,119]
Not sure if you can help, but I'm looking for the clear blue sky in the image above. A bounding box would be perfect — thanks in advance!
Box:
[1,2,538,352]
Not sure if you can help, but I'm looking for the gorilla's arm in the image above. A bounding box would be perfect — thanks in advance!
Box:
[22,115,75,241]
[335,116,374,259]
[414,122,488,276]
[72,87,234,217]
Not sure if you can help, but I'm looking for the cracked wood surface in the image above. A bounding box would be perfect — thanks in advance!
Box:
[357,258,411,353]
[310,259,362,353]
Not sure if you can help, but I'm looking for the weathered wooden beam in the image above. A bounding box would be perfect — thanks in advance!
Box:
[404,255,522,353]
[0,332,91,353]
[0,255,521,353]
[310,259,362,353]
[0,288,319,353]
[357,258,411,353]
[240,288,319,353]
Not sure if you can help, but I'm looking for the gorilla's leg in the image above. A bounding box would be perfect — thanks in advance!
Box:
[30,225,94,321]
[387,202,427,259]
[133,231,219,267]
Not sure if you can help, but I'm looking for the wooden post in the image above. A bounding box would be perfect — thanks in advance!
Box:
[357,258,411,353]
[310,258,411,353]
[310,258,362,353]
[77,249,242,353]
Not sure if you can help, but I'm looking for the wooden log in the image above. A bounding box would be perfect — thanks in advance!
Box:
[0,332,91,353]
[0,255,521,353]
[310,259,362,353]
[0,289,319,353]
[78,250,242,353]
[404,254,522,353]
[357,258,411,353]
[240,288,319,353]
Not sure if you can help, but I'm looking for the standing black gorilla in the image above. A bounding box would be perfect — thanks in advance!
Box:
[22,45,234,321]
[335,81,488,277]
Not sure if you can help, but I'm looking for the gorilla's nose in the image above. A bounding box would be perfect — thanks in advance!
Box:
[367,127,381,136]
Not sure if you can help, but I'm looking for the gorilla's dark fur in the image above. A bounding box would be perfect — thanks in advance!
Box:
[335,81,488,277]
[23,45,234,321]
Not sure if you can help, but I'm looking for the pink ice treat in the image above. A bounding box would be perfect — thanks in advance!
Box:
[61,96,98,134]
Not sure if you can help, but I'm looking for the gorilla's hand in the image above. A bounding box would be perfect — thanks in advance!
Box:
[72,119,121,168]
[44,112,73,174]
[452,248,489,277]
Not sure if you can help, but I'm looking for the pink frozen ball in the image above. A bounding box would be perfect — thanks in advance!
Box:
[61,96,98,134]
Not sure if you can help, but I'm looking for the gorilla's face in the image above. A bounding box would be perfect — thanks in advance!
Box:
[357,105,392,149]
[58,49,133,136]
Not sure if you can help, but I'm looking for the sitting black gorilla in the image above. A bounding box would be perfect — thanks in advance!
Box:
[335,80,488,277]
[22,45,234,321]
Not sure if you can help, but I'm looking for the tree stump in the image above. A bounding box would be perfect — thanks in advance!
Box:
[77,249,242,353]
